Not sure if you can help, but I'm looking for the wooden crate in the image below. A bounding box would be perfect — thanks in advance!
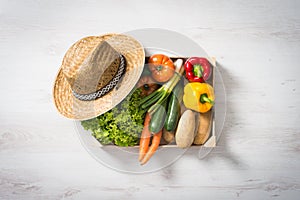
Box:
[98,56,217,148]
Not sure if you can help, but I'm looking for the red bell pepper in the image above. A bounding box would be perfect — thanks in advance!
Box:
[184,57,211,82]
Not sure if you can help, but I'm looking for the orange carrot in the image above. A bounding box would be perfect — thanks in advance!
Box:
[139,113,151,161]
[140,130,162,165]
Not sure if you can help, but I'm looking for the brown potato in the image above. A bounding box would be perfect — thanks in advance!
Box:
[193,110,212,145]
[163,128,175,143]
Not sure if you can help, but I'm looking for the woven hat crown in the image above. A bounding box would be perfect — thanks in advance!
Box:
[62,40,121,95]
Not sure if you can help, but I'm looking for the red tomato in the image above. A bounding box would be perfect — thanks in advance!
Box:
[148,54,175,82]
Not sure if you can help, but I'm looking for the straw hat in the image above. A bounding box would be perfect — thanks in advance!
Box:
[53,33,145,120]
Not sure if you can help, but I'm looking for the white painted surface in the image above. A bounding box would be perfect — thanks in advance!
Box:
[0,0,299,199]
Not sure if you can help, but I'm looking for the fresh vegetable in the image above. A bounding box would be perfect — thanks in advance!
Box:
[184,57,211,82]
[81,89,146,146]
[136,76,159,96]
[140,130,162,165]
[139,59,184,115]
[149,100,167,134]
[175,110,196,148]
[183,82,215,113]
[164,81,183,131]
[148,54,175,82]
[139,113,151,161]
[194,110,212,145]
[163,128,175,143]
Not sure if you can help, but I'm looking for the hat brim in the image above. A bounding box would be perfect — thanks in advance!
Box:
[53,34,145,120]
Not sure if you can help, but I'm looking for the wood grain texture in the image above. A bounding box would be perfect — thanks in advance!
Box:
[1,0,300,199]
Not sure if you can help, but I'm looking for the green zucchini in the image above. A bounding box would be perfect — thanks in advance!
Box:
[149,99,167,134]
[164,82,183,131]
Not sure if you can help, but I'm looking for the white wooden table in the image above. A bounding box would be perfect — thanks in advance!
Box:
[1,0,299,199]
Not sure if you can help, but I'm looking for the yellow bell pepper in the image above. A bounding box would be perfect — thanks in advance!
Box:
[183,82,215,113]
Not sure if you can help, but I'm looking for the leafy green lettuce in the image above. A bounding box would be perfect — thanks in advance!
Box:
[81,89,146,146]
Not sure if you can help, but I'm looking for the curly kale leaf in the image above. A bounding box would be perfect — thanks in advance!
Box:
[81,89,146,146]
